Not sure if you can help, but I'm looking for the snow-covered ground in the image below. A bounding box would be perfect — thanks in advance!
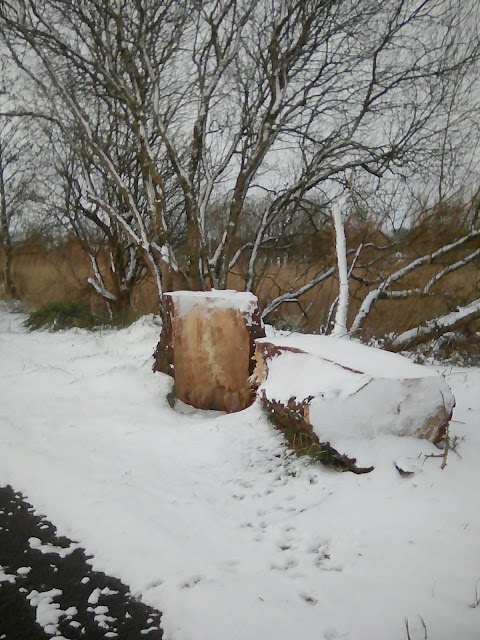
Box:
[0,306,479,640]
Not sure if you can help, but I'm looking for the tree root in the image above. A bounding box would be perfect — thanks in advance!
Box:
[261,394,374,474]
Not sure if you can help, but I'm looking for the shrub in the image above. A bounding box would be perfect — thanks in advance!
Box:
[24,301,102,331]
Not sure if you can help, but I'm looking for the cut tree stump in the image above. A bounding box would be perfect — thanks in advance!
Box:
[153,290,265,412]
[254,333,455,446]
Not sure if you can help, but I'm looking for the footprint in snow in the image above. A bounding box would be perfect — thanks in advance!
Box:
[270,557,298,571]
[180,575,203,589]
[300,592,318,605]
[145,578,164,591]
[223,560,239,574]
[323,628,350,640]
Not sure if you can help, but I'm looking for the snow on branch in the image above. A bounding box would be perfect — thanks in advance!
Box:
[389,297,480,351]
[87,278,116,303]
[423,247,480,293]
[351,227,480,333]
[261,266,335,319]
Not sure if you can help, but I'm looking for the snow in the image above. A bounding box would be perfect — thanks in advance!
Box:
[0,566,17,584]
[257,332,454,442]
[28,536,80,558]
[88,587,101,604]
[308,375,452,442]
[26,588,65,636]
[259,331,439,379]
[0,307,480,640]
[257,350,371,402]
[166,289,260,321]
[17,566,32,575]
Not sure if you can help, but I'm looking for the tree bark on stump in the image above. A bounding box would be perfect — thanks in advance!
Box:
[153,290,265,412]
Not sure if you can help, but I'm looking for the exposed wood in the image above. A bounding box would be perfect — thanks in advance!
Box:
[153,291,265,412]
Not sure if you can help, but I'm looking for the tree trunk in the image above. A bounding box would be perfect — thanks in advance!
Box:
[331,198,349,338]
[0,144,16,299]
[254,335,454,445]
[153,290,265,412]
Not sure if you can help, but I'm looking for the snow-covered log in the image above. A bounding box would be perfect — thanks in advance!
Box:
[153,290,265,412]
[254,333,455,446]
[389,297,480,352]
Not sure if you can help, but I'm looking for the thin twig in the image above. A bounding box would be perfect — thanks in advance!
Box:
[440,427,450,469]
[405,617,412,640]
[418,615,428,639]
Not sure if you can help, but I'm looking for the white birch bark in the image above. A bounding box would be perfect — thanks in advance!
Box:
[331,199,349,338]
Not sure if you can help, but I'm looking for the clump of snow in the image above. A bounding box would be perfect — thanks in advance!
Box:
[0,307,479,640]
[26,588,65,636]
[17,566,32,575]
[29,536,80,558]
[87,603,116,630]
[0,566,17,584]
[88,587,101,605]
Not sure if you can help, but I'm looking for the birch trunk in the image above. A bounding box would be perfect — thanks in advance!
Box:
[331,200,349,338]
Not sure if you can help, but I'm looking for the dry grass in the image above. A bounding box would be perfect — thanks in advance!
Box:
[2,230,479,340]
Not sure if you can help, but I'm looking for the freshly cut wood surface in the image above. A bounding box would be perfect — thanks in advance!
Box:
[154,290,265,412]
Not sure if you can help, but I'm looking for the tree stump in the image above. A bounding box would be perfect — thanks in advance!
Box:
[153,290,265,412]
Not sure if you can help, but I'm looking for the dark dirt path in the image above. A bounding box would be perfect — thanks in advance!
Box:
[0,485,163,639]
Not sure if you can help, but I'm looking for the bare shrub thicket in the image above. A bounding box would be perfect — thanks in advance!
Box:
[0,0,479,348]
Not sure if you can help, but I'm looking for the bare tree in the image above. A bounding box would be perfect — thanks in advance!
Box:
[0,129,16,297]
[48,144,150,317]
[0,0,479,325]
[0,113,43,298]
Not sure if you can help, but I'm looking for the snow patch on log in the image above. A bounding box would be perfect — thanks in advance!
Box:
[166,290,260,322]
[258,333,440,379]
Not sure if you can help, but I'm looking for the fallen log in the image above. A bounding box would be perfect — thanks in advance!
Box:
[387,297,480,352]
[254,333,455,450]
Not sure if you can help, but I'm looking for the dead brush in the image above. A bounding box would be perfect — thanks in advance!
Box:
[423,426,466,470]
